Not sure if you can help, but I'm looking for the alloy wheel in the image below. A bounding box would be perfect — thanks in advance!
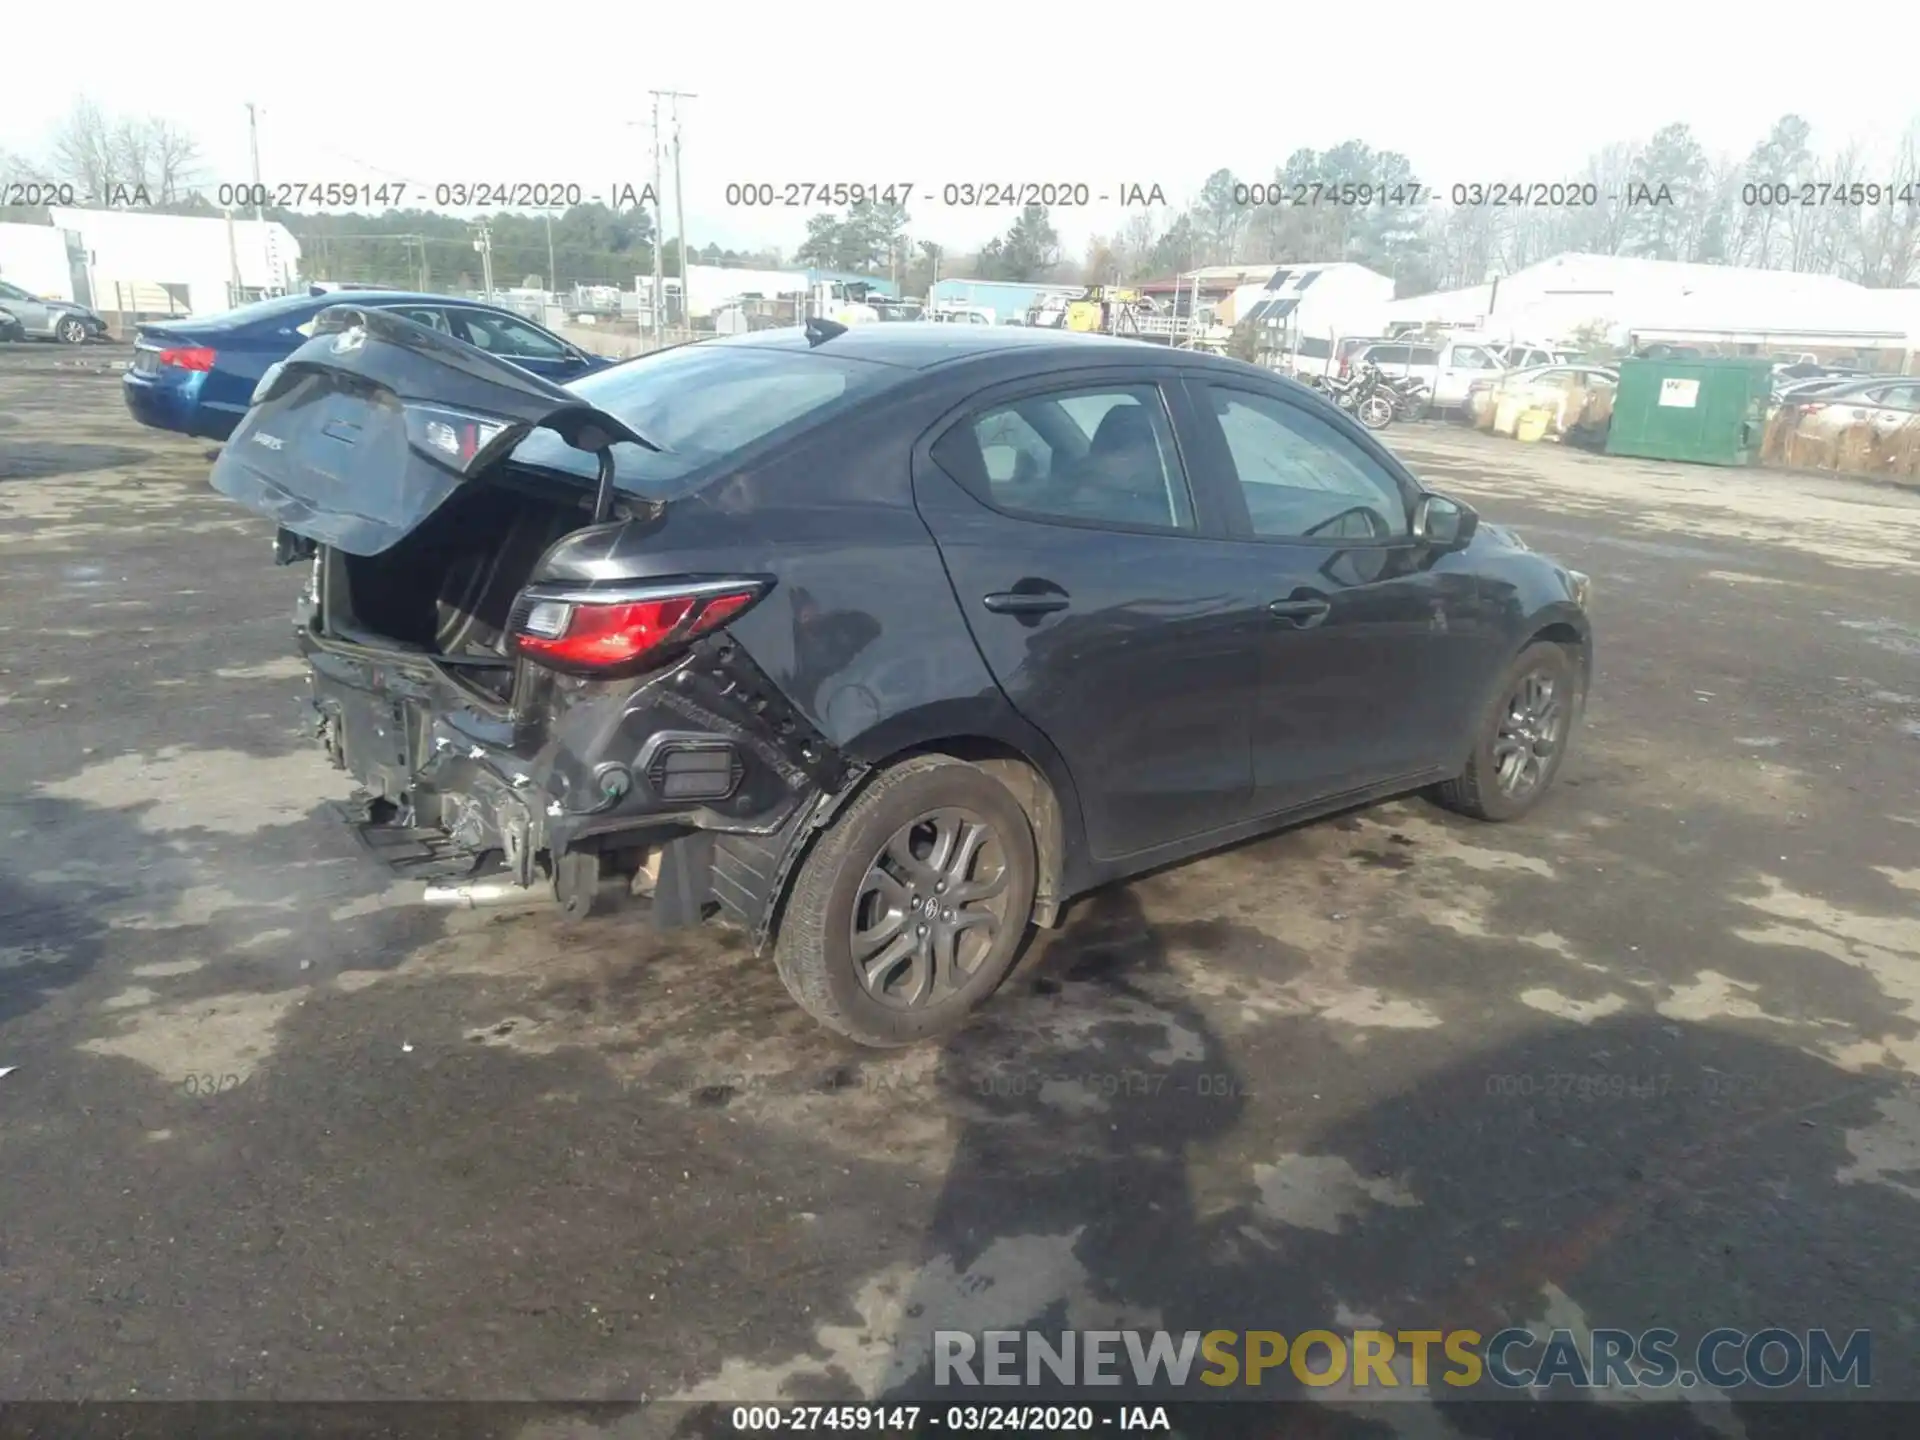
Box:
[1491,668,1567,797]
[57,317,87,344]
[849,806,1011,1009]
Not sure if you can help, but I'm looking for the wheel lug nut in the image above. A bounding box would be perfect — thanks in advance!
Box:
[935,881,946,893]
[916,924,927,936]
[942,909,954,921]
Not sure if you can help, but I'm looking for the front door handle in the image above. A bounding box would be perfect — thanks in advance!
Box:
[984,590,1070,615]
[1268,596,1331,628]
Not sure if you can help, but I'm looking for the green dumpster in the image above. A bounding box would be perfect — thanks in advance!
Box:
[1606,357,1773,465]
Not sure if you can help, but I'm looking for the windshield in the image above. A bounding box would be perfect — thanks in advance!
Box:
[508,341,910,497]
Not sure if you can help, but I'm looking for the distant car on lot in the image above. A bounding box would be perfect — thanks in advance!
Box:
[1467,364,1620,443]
[1773,375,1920,422]
[1353,337,1509,411]
[207,309,1593,1046]
[121,288,613,441]
[0,279,109,344]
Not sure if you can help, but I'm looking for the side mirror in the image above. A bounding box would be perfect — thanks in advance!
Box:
[1413,493,1478,550]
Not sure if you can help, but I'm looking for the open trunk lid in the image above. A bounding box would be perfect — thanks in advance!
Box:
[210,305,648,556]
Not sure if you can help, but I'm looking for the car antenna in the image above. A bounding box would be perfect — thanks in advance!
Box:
[803,316,847,346]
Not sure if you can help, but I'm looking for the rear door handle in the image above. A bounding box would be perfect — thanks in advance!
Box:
[1268,597,1331,627]
[983,591,1070,615]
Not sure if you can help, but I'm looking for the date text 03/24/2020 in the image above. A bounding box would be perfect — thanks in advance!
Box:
[722,182,1168,208]
[726,1405,1172,1432]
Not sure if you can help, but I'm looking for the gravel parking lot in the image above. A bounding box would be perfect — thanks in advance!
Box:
[3,343,1919,1434]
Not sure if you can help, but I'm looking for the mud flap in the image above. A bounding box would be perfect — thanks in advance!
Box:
[653,832,715,930]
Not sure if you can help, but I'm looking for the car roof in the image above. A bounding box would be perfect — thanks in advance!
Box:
[709,320,1160,370]
[161,290,547,334]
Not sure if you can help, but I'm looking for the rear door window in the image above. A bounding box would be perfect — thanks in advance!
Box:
[932,383,1197,532]
[1449,344,1498,369]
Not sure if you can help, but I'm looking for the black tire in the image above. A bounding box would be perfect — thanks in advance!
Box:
[56,316,89,344]
[773,755,1037,1047]
[1432,641,1580,822]
[1359,395,1394,430]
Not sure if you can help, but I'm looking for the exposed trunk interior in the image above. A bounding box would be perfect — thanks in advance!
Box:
[324,480,588,701]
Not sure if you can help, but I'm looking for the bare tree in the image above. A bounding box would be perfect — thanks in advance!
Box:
[1082,234,1122,284]
[47,99,122,200]
[147,118,204,204]
[111,117,153,196]
[1839,120,1920,287]
[1793,144,1857,275]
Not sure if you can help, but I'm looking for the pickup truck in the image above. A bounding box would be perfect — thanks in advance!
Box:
[1349,337,1510,412]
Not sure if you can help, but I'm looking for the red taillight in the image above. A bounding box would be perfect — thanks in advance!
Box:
[511,584,764,673]
[159,346,216,372]
[1337,358,1350,377]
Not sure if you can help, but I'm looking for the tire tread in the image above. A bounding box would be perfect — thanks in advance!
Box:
[772,755,1033,1047]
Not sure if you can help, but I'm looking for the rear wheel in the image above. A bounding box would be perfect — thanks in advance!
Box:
[1432,641,1579,822]
[773,756,1037,1047]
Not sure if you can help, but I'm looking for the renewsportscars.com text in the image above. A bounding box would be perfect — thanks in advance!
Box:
[935,1327,1871,1391]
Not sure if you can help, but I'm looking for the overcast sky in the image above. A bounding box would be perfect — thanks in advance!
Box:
[5,2,1919,257]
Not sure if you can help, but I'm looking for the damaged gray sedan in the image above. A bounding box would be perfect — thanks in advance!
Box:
[212,306,1593,1046]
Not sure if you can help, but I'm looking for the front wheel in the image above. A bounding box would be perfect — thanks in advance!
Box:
[773,756,1037,1047]
[56,316,89,344]
[1358,394,1395,430]
[1432,641,1581,821]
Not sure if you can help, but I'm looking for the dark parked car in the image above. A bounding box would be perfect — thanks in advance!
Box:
[123,287,613,441]
[210,308,1593,1046]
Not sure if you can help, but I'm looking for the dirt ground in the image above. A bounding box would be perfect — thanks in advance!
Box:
[2,343,1919,1435]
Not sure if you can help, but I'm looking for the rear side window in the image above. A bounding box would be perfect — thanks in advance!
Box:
[932,383,1196,532]
[1366,344,1411,365]
[1295,337,1332,359]
[508,343,906,496]
[454,309,568,360]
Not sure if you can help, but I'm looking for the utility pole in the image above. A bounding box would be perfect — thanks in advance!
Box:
[545,210,558,296]
[473,224,495,301]
[659,90,696,334]
[245,103,265,222]
[245,102,269,293]
[648,94,665,344]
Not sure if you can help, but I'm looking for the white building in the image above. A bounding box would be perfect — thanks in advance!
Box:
[46,207,301,318]
[1214,261,1396,341]
[1381,252,1905,357]
[0,222,78,300]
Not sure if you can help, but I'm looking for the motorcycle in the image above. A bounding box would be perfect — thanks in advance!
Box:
[1316,363,1396,431]
[1379,373,1431,422]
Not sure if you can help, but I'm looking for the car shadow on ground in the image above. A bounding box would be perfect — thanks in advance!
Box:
[824,882,1915,1436]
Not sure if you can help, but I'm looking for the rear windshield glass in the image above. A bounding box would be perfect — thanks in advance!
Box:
[178,292,324,330]
[509,341,907,497]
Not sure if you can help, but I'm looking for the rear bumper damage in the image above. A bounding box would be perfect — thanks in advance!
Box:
[304,626,854,941]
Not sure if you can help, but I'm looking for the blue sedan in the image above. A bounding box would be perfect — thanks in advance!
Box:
[122,288,614,441]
